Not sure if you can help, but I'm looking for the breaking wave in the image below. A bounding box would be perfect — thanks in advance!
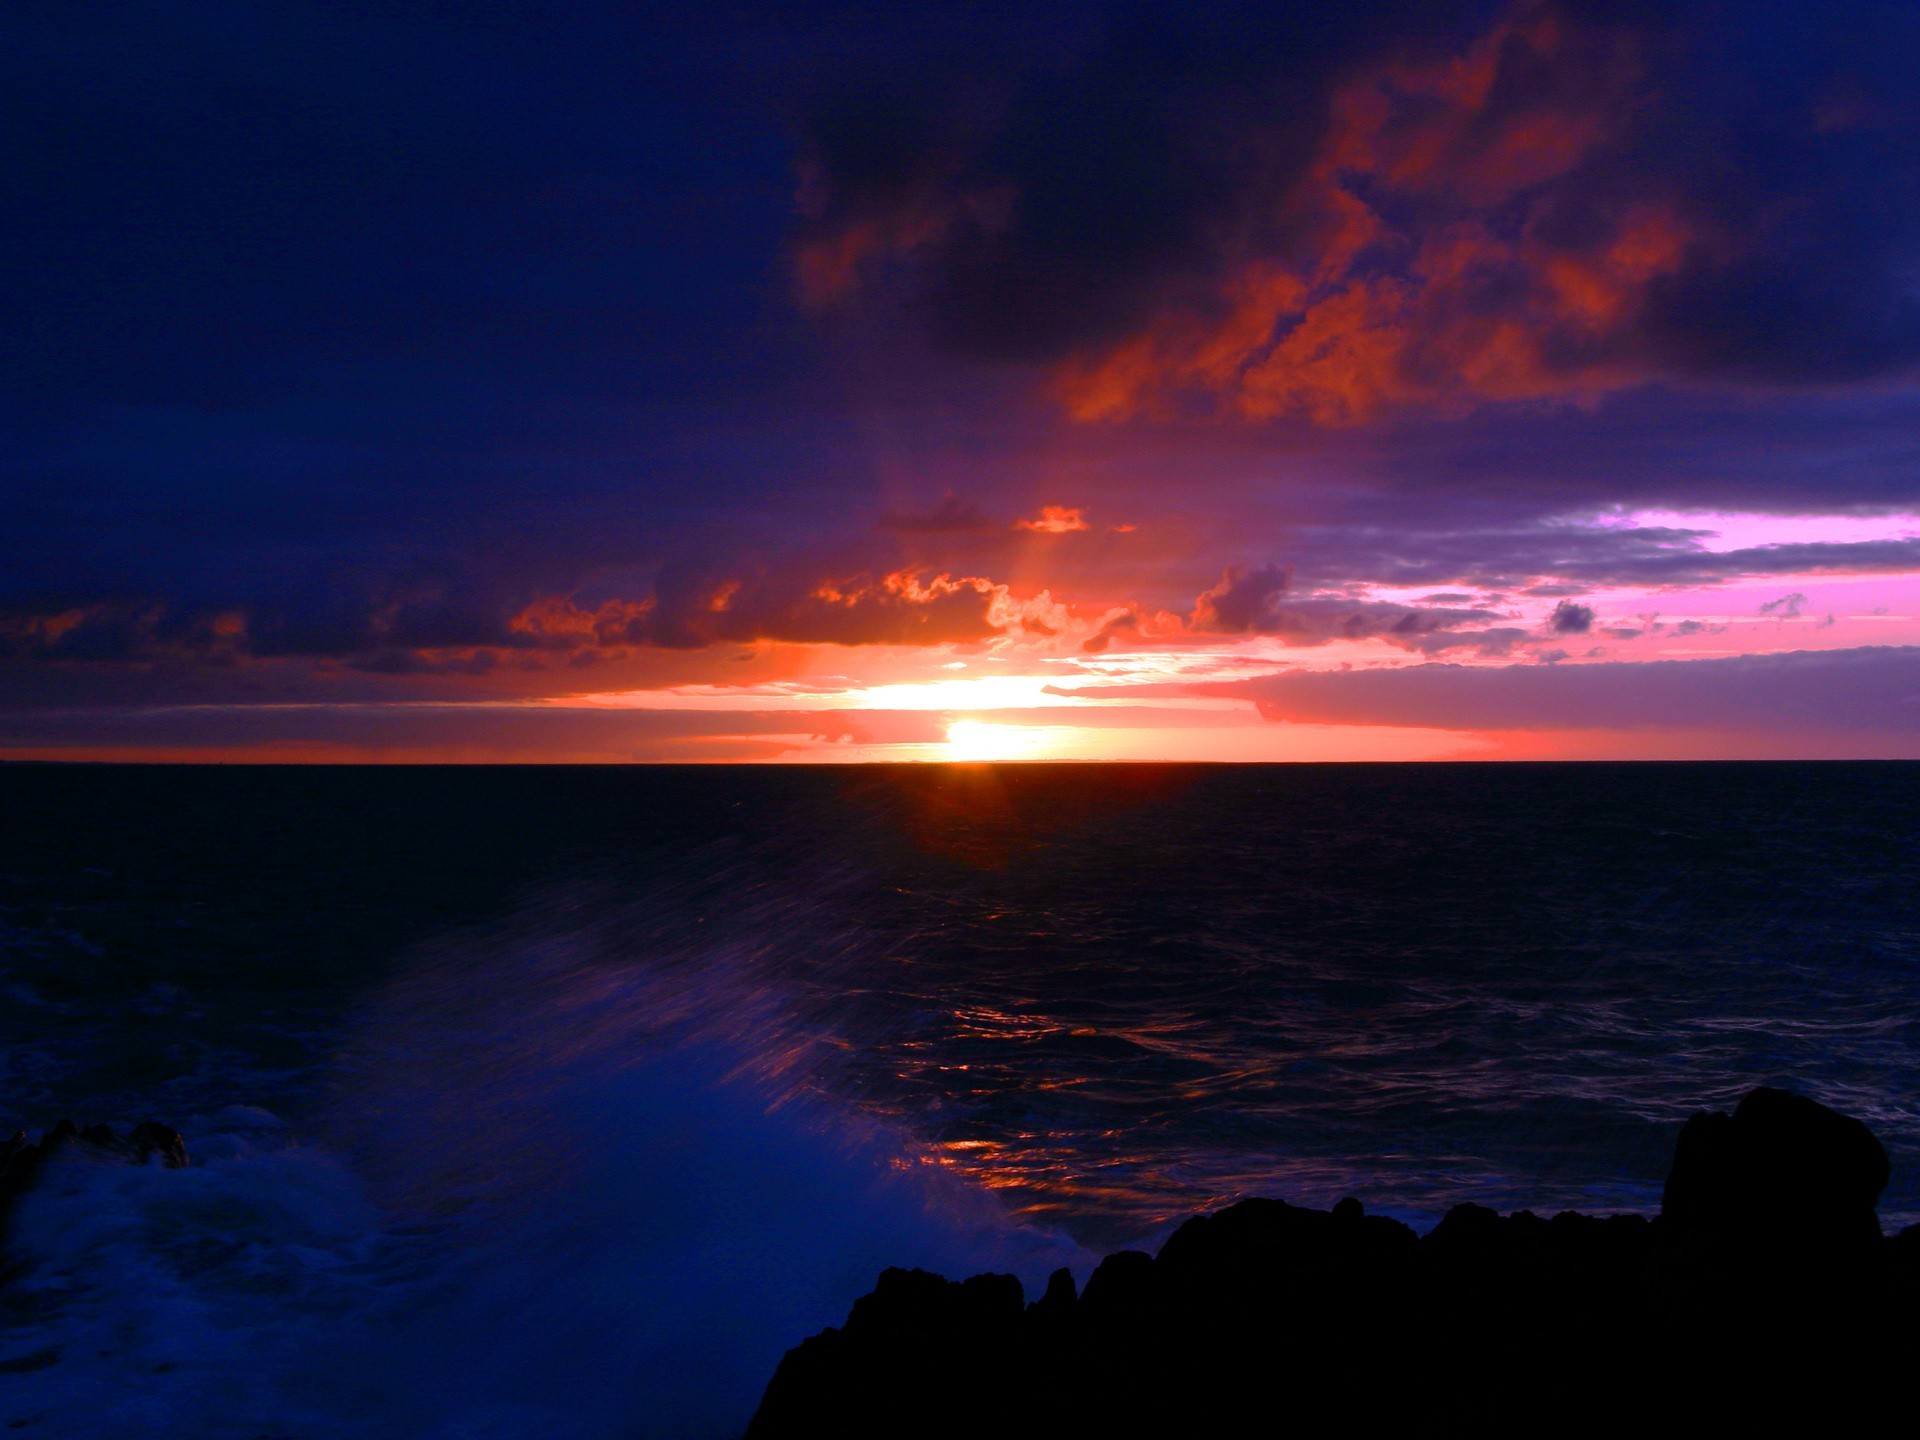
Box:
[0,878,1082,1438]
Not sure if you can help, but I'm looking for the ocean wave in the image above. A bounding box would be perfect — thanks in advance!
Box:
[1,885,1082,1438]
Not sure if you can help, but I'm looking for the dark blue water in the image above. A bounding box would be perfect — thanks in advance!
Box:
[3,763,1918,1436]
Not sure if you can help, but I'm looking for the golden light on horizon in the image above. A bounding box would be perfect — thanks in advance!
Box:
[945,719,1053,761]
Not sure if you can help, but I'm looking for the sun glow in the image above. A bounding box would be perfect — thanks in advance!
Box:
[945,719,1055,760]
[528,561,1920,765]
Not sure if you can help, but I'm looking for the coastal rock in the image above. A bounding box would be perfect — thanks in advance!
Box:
[747,1268,1030,1437]
[747,1087,1912,1437]
[1659,1086,1890,1327]
[1662,1085,1888,1245]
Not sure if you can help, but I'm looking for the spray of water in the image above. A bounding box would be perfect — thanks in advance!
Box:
[0,871,1083,1438]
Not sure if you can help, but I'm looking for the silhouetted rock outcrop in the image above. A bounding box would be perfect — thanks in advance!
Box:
[1666,1086,1885,1240]
[0,1119,188,1224]
[748,1087,1917,1437]
[1657,1084,1893,1353]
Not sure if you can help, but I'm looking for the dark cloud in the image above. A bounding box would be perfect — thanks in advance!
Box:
[1581,540,1920,588]
[797,0,1920,418]
[1189,565,1292,633]
[0,602,248,664]
[1759,591,1809,618]
[1212,645,1920,734]
[1395,626,1533,658]
[1081,606,1142,654]
[624,563,1007,649]
[1273,526,1920,594]
[1549,600,1595,634]
[0,556,1015,676]
[1187,565,1508,648]
[795,2,1458,362]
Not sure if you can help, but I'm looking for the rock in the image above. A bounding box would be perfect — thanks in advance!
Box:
[1890,1222,1920,1287]
[1659,1087,1890,1327]
[1662,1086,1888,1246]
[1076,1248,1156,1318]
[1034,1265,1077,1316]
[747,1268,1030,1439]
[746,1086,1914,1437]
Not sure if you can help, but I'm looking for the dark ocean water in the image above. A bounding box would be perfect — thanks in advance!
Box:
[3,762,1918,1436]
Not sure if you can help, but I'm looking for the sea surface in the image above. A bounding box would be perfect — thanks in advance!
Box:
[3,762,1918,1436]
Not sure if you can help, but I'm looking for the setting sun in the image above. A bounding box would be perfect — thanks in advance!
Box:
[944,719,1050,761]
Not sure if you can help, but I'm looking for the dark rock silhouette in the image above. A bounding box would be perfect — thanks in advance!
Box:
[1,1119,188,1225]
[1665,1085,1887,1248]
[748,1087,1917,1437]
[1660,1086,1892,1328]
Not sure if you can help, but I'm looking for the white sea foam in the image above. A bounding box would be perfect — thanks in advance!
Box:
[0,889,1083,1438]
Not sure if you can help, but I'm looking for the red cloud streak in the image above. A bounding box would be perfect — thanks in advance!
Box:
[1055,7,1689,425]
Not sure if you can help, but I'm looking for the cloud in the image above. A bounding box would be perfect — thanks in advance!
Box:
[7,0,1920,740]
[1057,11,1689,425]
[1187,563,1507,646]
[525,566,1010,650]
[1262,524,1920,594]
[0,559,1022,681]
[0,602,249,664]
[1760,591,1809,618]
[794,0,1920,424]
[1015,505,1089,534]
[1208,645,1920,733]
[1618,543,1920,587]
[1190,564,1292,633]
[1080,606,1142,654]
[1548,600,1594,634]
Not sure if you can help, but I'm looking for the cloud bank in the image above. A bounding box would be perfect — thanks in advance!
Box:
[799,1,1920,422]
[1218,645,1920,734]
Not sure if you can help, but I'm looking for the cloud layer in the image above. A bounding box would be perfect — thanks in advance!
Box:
[1217,645,1920,734]
[800,0,1920,421]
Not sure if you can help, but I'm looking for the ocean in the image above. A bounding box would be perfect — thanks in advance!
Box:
[3,762,1918,1436]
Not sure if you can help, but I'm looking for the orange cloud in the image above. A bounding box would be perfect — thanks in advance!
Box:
[0,602,250,663]
[1080,606,1142,654]
[1015,505,1089,534]
[509,595,657,647]
[0,605,107,652]
[1054,5,1692,426]
[512,567,1011,652]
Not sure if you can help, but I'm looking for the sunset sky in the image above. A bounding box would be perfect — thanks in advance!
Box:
[6,0,1920,761]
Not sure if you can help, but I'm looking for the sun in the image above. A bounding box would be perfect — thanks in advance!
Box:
[944,719,1047,761]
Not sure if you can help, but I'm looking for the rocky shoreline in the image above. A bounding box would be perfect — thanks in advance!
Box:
[749,1088,1920,1436]
[3,1092,1914,1434]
